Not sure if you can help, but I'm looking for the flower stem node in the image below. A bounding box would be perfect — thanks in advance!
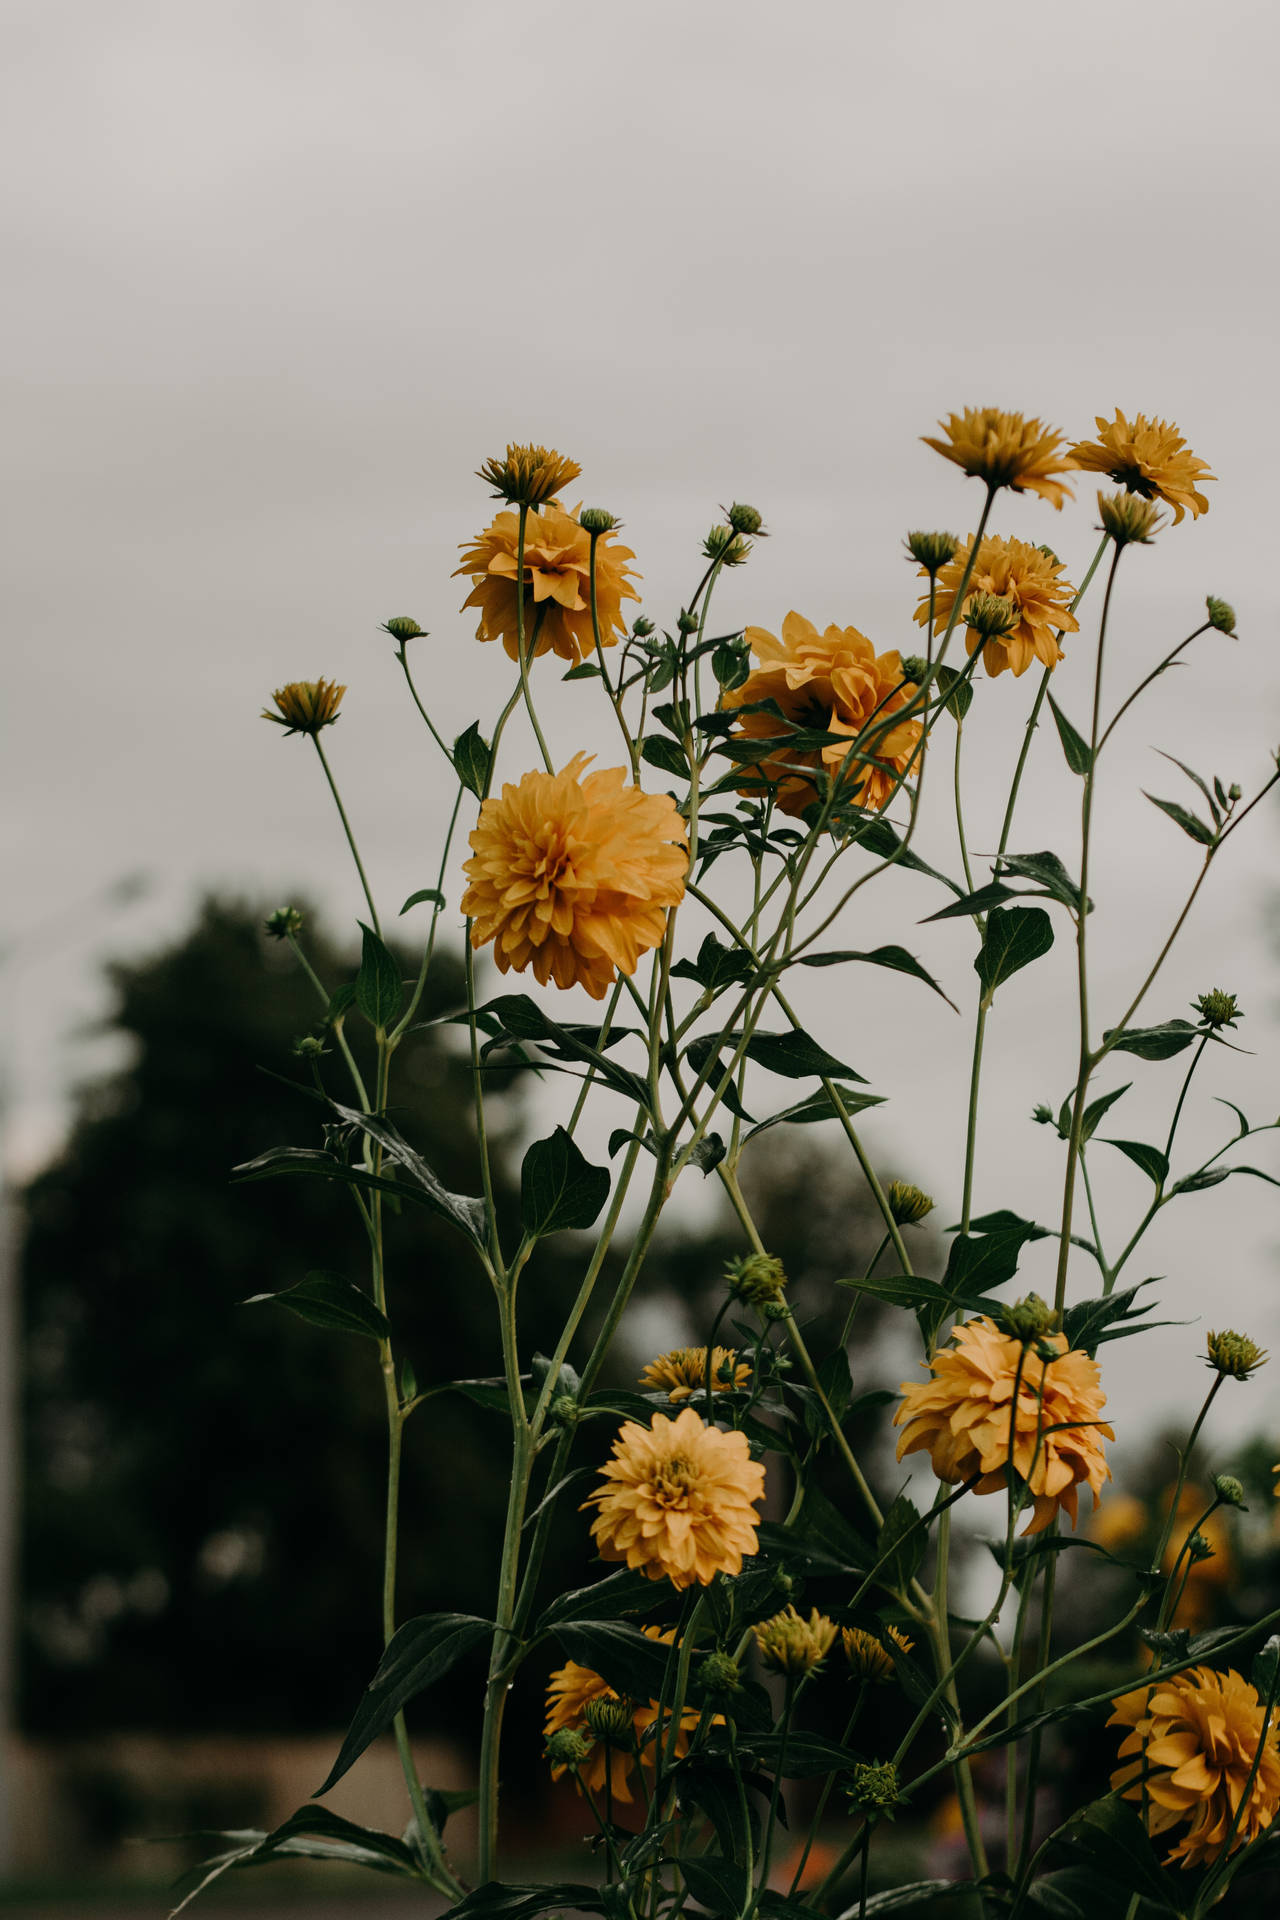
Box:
[264,907,304,940]
[382,617,424,642]
[1206,596,1237,635]
[962,591,1020,641]
[579,508,620,536]
[752,1604,838,1677]
[847,1760,903,1819]
[582,1697,637,1747]
[904,530,960,575]
[1206,1330,1268,1381]
[725,1251,788,1306]
[1213,1473,1248,1511]
[476,443,582,508]
[545,1727,594,1769]
[1194,988,1241,1029]
[999,1293,1060,1344]
[887,1180,934,1226]
[1097,489,1164,547]
[725,502,765,537]
[697,1651,743,1700]
[702,525,752,567]
[262,679,347,735]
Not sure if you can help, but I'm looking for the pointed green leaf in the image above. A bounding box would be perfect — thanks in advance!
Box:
[328,1099,490,1247]
[453,722,492,797]
[400,888,445,915]
[444,1884,607,1920]
[975,906,1054,1004]
[1048,695,1093,775]
[671,933,757,992]
[1144,792,1218,845]
[935,663,974,721]
[355,923,403,1030]
[1103,1019,1200,1061]
[876,1493,926,1592]
[743,1028,866,1081]
[795,944,958,1010]
[1099,1139,1168,1186]
[551,1622,676,1702]
[317,1614,492,1796]
[742,1086,883,1141]
[1080,1082,1131,1144]
[924,881,1018,922]
[562,661,601,681]
[520,1127,610,1235]
[641,734,690,779]
[241,1269,390,1342]
[997,850,1087,913]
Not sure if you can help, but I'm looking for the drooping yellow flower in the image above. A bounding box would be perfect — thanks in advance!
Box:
[477,442,582,507]
[1069,412,1214,525]
[922,408,1076,509]
[454,502,639,664]
[841,1625,915,1683]
[639,1347,752,1403]
[544,1627,701,1803]
[720,612,921,816]
[753,1605,838,1676]
[894,1315,1113,1535]
[261,679,347,735]
[917,533,1079,679]
[461,755,687,1001]
[584,1405,766,1589]
[1110,1666,1280,1868]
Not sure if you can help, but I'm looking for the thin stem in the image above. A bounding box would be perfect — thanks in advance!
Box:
[396,644,456,764]
[514,504,555,773]
[312,734,381,936]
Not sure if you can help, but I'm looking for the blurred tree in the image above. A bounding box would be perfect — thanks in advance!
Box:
[19,897,894,1751]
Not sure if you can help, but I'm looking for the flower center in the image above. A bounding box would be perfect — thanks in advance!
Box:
[651,1455,697,1505]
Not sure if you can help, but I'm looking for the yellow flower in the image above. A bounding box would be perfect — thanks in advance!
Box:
[753,1605,838,1676]
[841,1625,914,1683]
[261,679,347,735]
[1088,1491,1148,1553]
[544,1627,702,1803]
[922,408,1076,509]
[720,612,921,816]
[583,1405,766,1589]
[454,502,639,665]
[639,1347,752,1403]
[1069,411,1214,525]
[1110,1665,1280,1868]
[916,533,1079,679]
[894,1315,1113,1535]
[460,755,687,1001]
[477,442,582,507]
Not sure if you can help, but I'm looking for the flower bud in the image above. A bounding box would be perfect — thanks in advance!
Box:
[632,616,656,637]
[842,1625,914,1684]
[1206,1330,1268,1381]
[899,655,930,685]
[264,907,304,941]
[752,1605,837,1676]
[1205,596,1237,635]
[1186,1531,1214,1564]
[550,1393,580,1429]
[291,1034,328,1059]
[697,1651,742,1699]
[1228,782,1242,802]
[579,507,620,535]
[262,678,346,736]
[677,610,700,635]
[963,592,1019,640]
[1032,1103,1054,1125]
[1194,988,1241,1030]
[887,1180,934,1226]
[382,616,423,642]
[904,530,960,574]
[583,1697,635,1746]
[1000,1293,1059,1344]
[847,1760,902,1816]
[703,525,752,566]
[545,1727,593,1768]
[725,502,765,537]
[1097,489,1163,546]
[477,443,581,507]
[1213,1473,1247,1511]
[725,1251,787,1305]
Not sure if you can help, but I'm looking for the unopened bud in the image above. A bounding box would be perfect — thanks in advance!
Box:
[677,610,700,635]
[697,1651,742,1699]
[847,1760,902,1817]
[725,1251,787,1306]
[725,502,765,537]
[1206,1330,1268,1381]
[1194,988,1241,1030]
[964,592,1019,640]
[1000,1293,1059,1344]
[550,1393,580,1429]
[703,525,752,567]
[1098,490,1163,547]
[887,1180,934,1226]
[904,530,960,574]
[1205,596,1237,635]
[899,655,930,685]
[1186,1531,1214,1564]
[545,1727,593,1768]
[382,616,424,642]
[265,907,304,941]
[579,507,619,535]
[1032,1104,1054,1125]
[632,616,656,637]
[1213,1473,1247,1511]
[291,1034,328,1059]
[583,1697,635,1746]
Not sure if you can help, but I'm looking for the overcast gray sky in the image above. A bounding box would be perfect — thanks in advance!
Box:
[5,0,1279,1455]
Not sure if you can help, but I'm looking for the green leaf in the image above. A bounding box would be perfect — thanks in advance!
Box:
[640,735,690,779]
[680,1856,750,1915]
[783,1484,875,1574]
[923,880,1018,922]
[742,1086,883,1142]
[975,906,1054,1005]
[317,1614,492,1796]
[744,1028,866,1082]
[1080,1082,1132,1144]
[469,993,650,1106]
[241,1270,390,1342]
[1100,1139,1169,1186]
[1061,1280,1161,1356]
[1048,694,1093,775]
[671,933,757,993]
[231,1143,489,1250]
[795,944,958,1010]
[854,816,964,894]
[453,722,492,797]
[536,1568,665,1632]
[859,1881,979,1915]
[712,641,750,690]
[562,661,601,681]
[942,1218,1039,1300]
[1144,792,1217,845]
[400,888,445,915]
[328,1099,490,1248]
[355,923,404,1030]
[444,1884,607,1920]
[935,663,973,721]
[324,981,358,1026]
[1171,1165,1230,1194]
[168,1808,424,1914]
[876,1493,925,1592]
[740,1730,861,1778]
[520,1128,610,1235]
[1104,1018,1200,1061]
[998,850,1087,913]
[551,1622,675,1702]
[1252,1633,1280,1700]
[1056,1798,1179,1911]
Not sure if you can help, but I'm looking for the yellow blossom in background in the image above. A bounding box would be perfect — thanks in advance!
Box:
[1069,411,1214,524]
[894,1315,1113,1535]
[584,1405,766,1589]
[461,755,687,1000]
[639,1347,752,1403]
[477,442,582,507]
[261,679,347,735]
[544,1627,702,1803]
[720,612,921,815]
[922,408,1076,508]
[753,1605,838,1676]
[916,534,1079,678]
[1088,1491,1147,1554]
[455,502,639,664]
[842,1625,914,1683]
[1110,1665,1280,1867]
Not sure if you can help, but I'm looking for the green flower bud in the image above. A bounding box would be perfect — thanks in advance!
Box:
[1194,988,1241,1030]
[847,1760,902,1817]
[1032,1104,1054,1125]
[899,655,930,685]
[382,616,424,642]
[632,616,656,637]
[676,610,700,635]
[1000,1293,1059,1344]
[1186,1531,1214,1564]
[264,907,304,941]
[887,1180,934,1226]
[703,525,752,566]
[291,1034,329,1059]
[697,1651,742,1699]
[725,502,765,537]
[1213,1473,1247,1511]
[1097,490,1163,547]
[963,591,1019,640]
[1205,596,1237,635]
[904,530,959,574]
[725,1251,787,1305]
[550,1393,580,1429]
[1206,1330,1268,1381]
[545,1727,593,1768]
[583,1697,635,1746]
[579,507,620,535]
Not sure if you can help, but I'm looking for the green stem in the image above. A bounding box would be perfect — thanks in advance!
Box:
[514,504,555,773]
[312,734,381,936]
[396,644,456,764]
